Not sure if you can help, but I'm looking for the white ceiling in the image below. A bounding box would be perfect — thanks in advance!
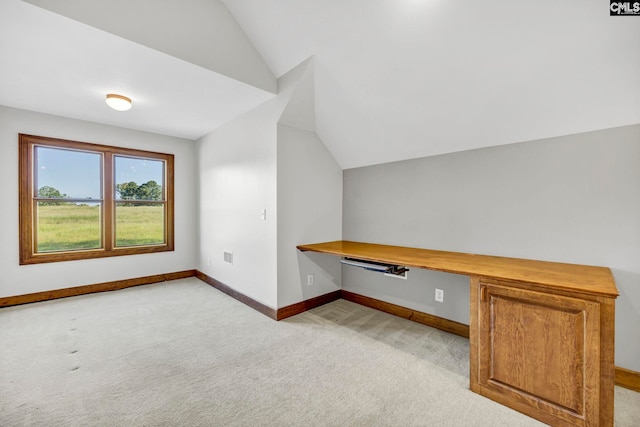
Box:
[2,0,639,168]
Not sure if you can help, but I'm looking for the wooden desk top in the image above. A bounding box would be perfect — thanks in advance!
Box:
[297,240,618,298]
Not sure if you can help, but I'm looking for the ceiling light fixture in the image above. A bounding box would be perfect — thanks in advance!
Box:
[105,93,132,111]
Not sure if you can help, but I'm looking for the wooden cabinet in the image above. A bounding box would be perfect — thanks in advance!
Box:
[470,278,614,427]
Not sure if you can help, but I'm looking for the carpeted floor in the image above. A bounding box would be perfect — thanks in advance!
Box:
[1,278,638,426]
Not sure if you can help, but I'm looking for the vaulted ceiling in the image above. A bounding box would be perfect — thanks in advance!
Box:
[2,0,639,169]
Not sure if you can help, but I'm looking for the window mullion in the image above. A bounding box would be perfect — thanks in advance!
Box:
[103,152,114,251]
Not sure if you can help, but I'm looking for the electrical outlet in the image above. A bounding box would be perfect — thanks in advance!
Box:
[307,274,314,286]
[435,288,444,303]
[207,257,211,266]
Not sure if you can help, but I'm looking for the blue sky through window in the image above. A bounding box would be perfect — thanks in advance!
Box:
[35,147,163,199]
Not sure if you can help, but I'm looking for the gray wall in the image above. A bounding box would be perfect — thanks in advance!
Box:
[277,124,342,308]
[343,124,640,371]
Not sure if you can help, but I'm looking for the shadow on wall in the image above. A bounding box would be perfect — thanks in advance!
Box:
[296,251,341,301]
[611,269,640,371]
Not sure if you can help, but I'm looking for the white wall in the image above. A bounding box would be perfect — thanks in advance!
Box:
[196,101,279,308]
[342,124,640,371]
[276,124,342,307]
[0,106,198,298]
[196,57,342,310]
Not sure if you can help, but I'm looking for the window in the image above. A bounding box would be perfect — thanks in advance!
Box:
[19,134,174,264]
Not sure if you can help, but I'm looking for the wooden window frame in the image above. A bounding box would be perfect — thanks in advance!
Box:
[19,134,174,265]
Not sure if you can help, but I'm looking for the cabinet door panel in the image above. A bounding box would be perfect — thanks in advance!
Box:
[478,282,600,426]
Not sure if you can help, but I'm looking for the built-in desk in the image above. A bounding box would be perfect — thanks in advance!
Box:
[297,241,618,427]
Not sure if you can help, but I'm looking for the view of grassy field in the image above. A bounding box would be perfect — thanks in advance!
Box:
[36,204,164,252]
[115,204,164,247]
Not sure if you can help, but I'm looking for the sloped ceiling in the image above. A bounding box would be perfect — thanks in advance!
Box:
[223,0,640,168]
[2,0,639,168]
[23,0,276,93]
[0,0,275,140]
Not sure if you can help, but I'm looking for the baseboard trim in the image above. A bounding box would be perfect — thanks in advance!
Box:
[342,290,470,338]
[0,270,197,308]
[195,271,277,320]
[342,290,640,391]
[616,367,640,392]
[277,290,342,320]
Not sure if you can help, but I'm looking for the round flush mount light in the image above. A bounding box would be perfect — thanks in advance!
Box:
[105,93,132,111]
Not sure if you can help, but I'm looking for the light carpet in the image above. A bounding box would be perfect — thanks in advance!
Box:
[1,278,638,426]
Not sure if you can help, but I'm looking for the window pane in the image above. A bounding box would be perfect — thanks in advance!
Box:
[36,202,102,252]
[115,157,164,201]
[115,203,165,247]
[35,146,101,200]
